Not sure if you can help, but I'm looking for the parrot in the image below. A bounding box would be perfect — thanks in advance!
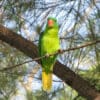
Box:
[39,17,60,92]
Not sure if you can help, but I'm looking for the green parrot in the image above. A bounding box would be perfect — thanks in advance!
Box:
[39,17,60,92]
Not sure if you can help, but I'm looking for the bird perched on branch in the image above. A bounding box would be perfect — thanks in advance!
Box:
[39,17,60,92]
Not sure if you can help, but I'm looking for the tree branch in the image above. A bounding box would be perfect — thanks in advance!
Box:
[0,40,99,72]
[0,24,100,100]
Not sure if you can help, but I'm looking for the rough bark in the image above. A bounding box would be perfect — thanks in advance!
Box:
[0,24,100,100]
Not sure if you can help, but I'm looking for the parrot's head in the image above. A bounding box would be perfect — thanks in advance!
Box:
[47,17,58,28]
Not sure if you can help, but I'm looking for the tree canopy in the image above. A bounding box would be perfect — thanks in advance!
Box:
[0,0,100,100]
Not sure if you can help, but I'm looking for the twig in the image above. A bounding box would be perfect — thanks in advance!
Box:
[0,40,99,72]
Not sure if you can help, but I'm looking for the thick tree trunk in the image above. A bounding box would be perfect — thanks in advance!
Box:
[0,24,100,100]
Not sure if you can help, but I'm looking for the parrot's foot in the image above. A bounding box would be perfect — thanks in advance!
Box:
[58,49,63,54]
[45,53,49,58]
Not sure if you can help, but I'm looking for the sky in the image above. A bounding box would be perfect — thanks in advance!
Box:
[0,0,100,99]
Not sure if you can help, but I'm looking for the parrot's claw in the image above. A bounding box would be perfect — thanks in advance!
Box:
[58,49,63,54]
[45,53,49,58]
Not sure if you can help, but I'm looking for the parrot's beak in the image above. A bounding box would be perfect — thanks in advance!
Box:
[48,19,54,27]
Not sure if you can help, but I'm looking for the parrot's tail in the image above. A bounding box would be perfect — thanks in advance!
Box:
[42,71,52,92]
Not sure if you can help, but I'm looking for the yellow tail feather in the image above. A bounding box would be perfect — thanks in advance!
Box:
[42,71,52,92]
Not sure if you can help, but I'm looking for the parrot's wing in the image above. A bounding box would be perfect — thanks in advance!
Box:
[39,31,45,66]
[38,31,44,56]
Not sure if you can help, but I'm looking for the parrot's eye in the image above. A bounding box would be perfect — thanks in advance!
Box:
[54,19,57,22]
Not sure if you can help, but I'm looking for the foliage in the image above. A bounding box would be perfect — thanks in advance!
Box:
[0,0,100,100]
[79,65,100,91]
